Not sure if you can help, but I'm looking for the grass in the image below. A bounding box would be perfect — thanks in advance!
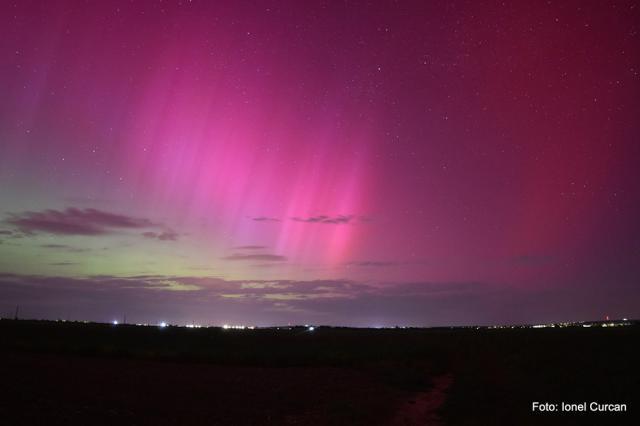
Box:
[0,319,637,425]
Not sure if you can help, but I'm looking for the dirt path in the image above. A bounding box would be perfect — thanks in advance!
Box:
[391,373,454,426]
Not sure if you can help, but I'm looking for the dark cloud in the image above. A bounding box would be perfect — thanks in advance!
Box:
[345,260,430,268]
[40,244,70,249]
[6,208,155,236]
[142,230,179,241]
[39,244,90,253]
[381,281,488,296]
[222,254,287,262]
[253,215,355,224]
[0,229,26,239]
[158,231,179,241]
[0,274,638,326]
[234,245,267,250]
[291,215,353,224]
[252,217,280,222]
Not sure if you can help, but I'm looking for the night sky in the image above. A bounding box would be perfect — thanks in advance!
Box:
[1,0,639,326]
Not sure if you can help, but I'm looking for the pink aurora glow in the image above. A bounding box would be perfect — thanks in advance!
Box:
[1,1,639,324]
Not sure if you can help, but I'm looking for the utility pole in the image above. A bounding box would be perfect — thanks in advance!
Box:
[14,304,19,320]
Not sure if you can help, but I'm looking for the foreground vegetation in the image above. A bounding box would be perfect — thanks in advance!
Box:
[1,320,637,425]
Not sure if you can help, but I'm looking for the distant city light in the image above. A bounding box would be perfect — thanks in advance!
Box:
[112,320,118,325]
[159,321,167,328]
[222,324,253,330]
[308,326,315,331]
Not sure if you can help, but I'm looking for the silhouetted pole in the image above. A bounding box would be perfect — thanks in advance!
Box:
[14,304,19,320]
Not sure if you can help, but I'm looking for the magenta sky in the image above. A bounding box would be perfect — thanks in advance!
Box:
[1,0,639,326]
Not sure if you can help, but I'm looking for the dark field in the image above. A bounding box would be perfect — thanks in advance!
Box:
[0,320,637,425]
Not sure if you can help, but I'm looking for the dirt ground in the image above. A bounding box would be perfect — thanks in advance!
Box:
[2,321,637,425]
[0,352,441,426]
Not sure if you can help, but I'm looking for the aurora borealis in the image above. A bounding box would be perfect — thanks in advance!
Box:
[1,0,639,326]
